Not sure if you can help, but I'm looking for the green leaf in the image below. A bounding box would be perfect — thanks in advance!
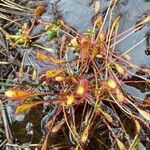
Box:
[129,135,140,150]
[46,23,60,41]
[84,29,95,36]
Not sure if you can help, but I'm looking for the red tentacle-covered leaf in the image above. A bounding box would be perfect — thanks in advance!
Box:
[76,79,90,98]
[5,89,34,100]
[36,52,65,64]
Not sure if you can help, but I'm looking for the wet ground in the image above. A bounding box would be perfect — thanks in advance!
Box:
[0,0,150,150]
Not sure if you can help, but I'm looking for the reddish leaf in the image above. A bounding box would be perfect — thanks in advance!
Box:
[5,89,33,100]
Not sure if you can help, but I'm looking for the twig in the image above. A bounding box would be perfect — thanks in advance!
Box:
[0,100,13,143]
[5,143,42,148]
[0,139,7,148]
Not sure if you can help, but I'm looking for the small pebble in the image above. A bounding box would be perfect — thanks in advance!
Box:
[145,49,150,55]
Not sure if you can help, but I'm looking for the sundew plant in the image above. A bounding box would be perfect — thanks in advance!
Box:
[0,0,150,149]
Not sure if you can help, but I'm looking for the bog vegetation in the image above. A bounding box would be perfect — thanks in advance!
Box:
[0,0,150,149]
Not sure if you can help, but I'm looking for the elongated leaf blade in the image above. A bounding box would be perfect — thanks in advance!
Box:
[129,135,140,150]
[98,108,113,123]
[137,108,150,121]
[15,102,42,114]
[116,139,127,150]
